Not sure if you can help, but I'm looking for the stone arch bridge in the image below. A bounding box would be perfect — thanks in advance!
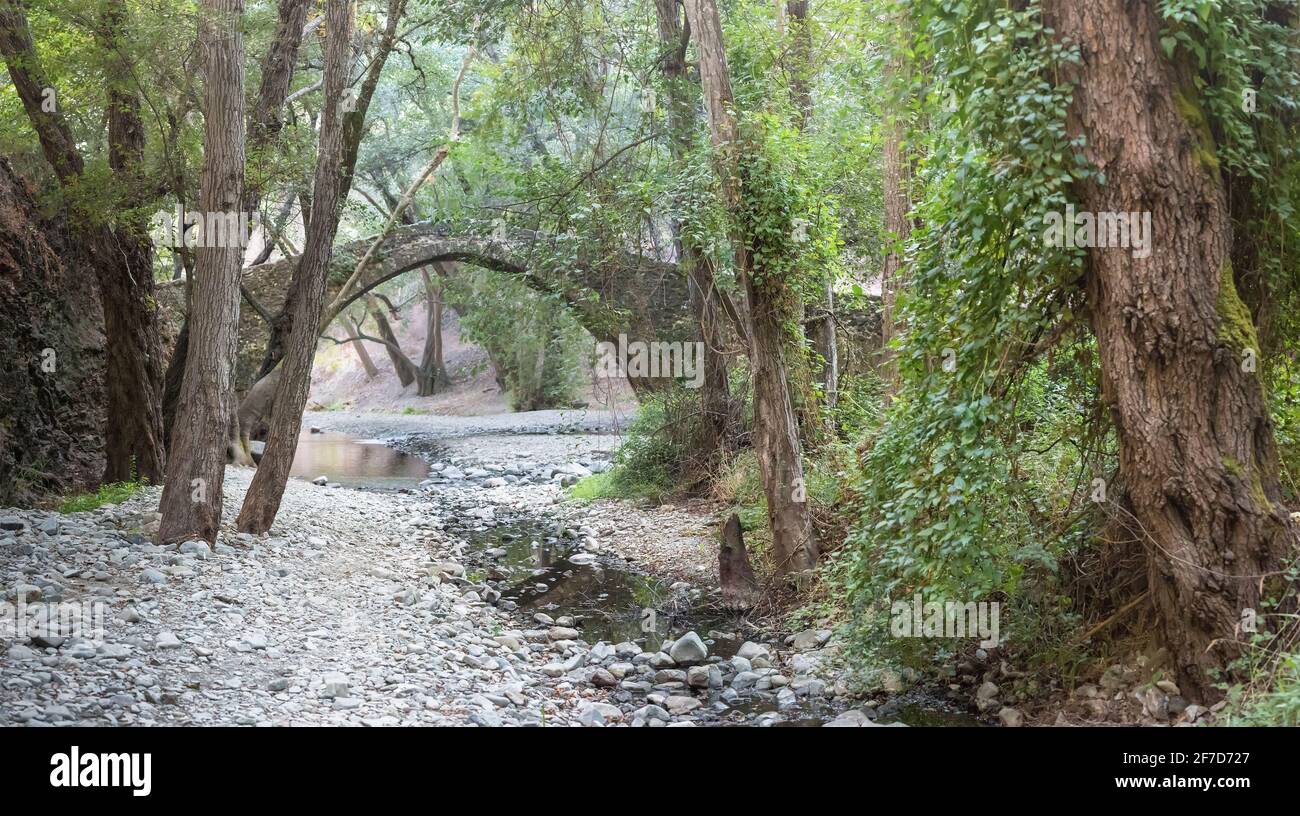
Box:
[228,222,694,389]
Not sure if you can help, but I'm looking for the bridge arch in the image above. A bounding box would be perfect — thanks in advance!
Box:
[234,222,693,390]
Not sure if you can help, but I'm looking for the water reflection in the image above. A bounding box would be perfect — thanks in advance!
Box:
[287,431,429,490]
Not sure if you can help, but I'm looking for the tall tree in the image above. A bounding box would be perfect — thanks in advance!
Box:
[653,0,735,462]
[785,0,836,429]
[1043,0,1297,699]
[237,0,355,533]
[684,0,817,575]
[416,268,450,396]
[157,0,248,544]
[162,0,312,453]
[0,0,166,483]
[879,19,910,395]
[256,0,408,379]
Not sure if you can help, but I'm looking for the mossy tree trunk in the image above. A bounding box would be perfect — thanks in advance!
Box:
[1045,0,1298,701]
[684,0,818,576]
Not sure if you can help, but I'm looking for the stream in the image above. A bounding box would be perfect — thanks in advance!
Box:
[287,423,980,727]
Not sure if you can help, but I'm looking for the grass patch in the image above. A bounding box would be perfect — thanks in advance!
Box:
[566,471,619,501]
[58,480,147,513]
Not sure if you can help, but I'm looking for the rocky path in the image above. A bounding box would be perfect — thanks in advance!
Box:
[1,411,884,727]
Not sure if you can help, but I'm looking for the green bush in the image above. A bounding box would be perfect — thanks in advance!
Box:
[601,384,707,500]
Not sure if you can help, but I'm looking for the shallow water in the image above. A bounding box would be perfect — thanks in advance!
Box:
[287,431,429,490]
[293,431,982,727]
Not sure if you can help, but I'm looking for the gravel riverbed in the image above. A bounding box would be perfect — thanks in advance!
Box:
[1,412,888,727]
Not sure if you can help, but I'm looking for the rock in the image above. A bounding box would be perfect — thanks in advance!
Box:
[321,672,349,699]
[633,704,671,722]
[664,695,701,715]
[649,651,676,668]
[540,663,566,678]
[576,701,623,726]
[997,707,1024,728]
[7,644,37,661]
[155,631,182,649]
[179,540,212,559]
[8,584,42,603]
[792,629,832,651]
[613,641,643,657]
[591,669,619,688]
[547,626,580,642]
[792,677,826,697]
[668,631,708,665]
[140,568,167,585]
[312,475,329,486]
[0,516,26,531]
[482,478,507,488]
[736,641,769,661]
[824,709,876,727]
[977,680,998,712]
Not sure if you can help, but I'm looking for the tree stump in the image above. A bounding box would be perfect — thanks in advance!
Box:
[719,513,760,610]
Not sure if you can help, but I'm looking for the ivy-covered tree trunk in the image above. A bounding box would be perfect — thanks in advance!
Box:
[684,0,818,576]
[786,0,837,424]
[653,0,735,461]
[1045,0,1297,700]
[158,0,247,544]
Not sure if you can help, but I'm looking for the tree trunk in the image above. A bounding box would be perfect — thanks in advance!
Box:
[719,513,760,609]
[257,0,407,381]
[165,0,310,451]
[342,313,379,379]
[684,0,817,576]
[879,44,909,396]
[653,0,735,462]
[368,293,418,387]
[786,0,837,422]
[416,268,448,396]
[237,0,355,534]
[1044,0,1297,700]
[157,0,247,544]
[808,283,837,409]
[96,234,168,484]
